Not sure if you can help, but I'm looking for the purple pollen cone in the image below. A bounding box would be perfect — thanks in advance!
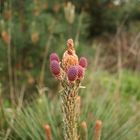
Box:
[77,65,84,79]
[50,60,60,76]
[50,53,59,62]
[79,57,87,68]
[67,66,78,82]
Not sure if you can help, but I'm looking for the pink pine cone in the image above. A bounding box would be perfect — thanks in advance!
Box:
[77,65,84,79]
[67,66,78,82]
[50,60,60,76]
[79,57,88,68]
[50,53,59,62]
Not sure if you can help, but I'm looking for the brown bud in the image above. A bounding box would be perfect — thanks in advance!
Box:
[3,10,12,21]
[1,31,10,44]
[94,120,102,140]
[64,2,75,24]
[67,39,74,54]
[80,121,88,140]
[53,3,61,13]
[33,7,40,16]
[44,124,52,140]
[42,3,48,10]
[31,32,39,44]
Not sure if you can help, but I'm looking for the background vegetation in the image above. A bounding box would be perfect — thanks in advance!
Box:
[0,0,140,139]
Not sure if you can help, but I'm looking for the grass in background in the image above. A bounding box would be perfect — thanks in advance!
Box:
[1,69,140,140]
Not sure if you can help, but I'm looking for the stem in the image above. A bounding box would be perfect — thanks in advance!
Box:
[7,1,15,106]
[39,22,55,88]
[75,11,83,47]
[0,84,5,130]
[61,85,78,140]
[39,33,52,87]
[7,35,15,105]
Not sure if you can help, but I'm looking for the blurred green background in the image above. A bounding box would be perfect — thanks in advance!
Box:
[0,0,140,140]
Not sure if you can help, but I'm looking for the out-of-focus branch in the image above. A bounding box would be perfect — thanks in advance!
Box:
[39,22,55,88]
